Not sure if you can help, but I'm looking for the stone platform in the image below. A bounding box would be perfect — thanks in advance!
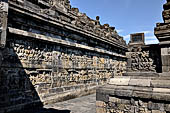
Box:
[96,76,170,113]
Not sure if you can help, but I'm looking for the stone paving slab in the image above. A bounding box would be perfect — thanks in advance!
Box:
[44,94,96,113]
[8,94,96,113]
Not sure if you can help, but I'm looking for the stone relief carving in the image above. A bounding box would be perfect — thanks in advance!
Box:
[1,0,128,111]
[130,51,156,72]
[0,1,8,48]
[3,39,126,87]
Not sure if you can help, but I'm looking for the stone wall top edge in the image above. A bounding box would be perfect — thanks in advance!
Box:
[8,27,127,58]
[8,1,127,49]
[97,84,170,102]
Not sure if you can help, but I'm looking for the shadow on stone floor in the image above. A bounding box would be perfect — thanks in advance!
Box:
[8,108,71,113]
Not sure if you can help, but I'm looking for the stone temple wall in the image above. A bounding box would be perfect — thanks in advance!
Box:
[96,0,170,113]
[96,80,170,113]
[0,0,127,112]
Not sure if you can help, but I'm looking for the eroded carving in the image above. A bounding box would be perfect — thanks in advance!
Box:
[130,51,156,72]
[2,39,127,88]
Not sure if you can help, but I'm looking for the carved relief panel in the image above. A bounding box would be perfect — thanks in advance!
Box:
[127,51,156,72]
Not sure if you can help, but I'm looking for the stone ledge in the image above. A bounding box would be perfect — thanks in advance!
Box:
[109,77,152,87]
[159,72,170,77]
[109,77,130,86]
[129,78,151,87]
[151,80,170,88]
[9,2,127,49]
[97,85,170,102]
[123,72,159,77]
[99,77,170,102]
[8,27,126,58]
[153,88,170,93]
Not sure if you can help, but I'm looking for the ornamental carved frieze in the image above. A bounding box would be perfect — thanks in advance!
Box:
[0,0,8,48]
[128,51,156,72]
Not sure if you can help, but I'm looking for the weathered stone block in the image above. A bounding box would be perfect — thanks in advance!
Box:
[109,97,122,103]
[132,91,152,99]
[0,1,8,48]
[152,93,170,101]
[96,101,106,107]
[161,48,169,55]
[162,66,170,72]
[129,78,151,87]
[153,88,170,93]
[124,72,159,77]
[49,88,64,94]
[161,55,170,66]
[96,87,115,95]
[164,104,170,112]
[126,52,132,59]
[151,110,165,113]
[127,59,132,68]
[148,102,164,111]
[120,99,131,104]
[151,80,170,88]
[109,77,130,86]
[96,107,106,113]
[159,72,170,76]
[114,89,133,97]
[96,92,109,102]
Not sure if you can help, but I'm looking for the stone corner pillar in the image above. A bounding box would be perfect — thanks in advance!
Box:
[154,0,170,74]
[0,0,8,48]
[161,48,170,73]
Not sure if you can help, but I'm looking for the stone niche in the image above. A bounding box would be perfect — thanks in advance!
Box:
[130,33,145,45]
[0,0,127,112]
[128,33,145,52]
